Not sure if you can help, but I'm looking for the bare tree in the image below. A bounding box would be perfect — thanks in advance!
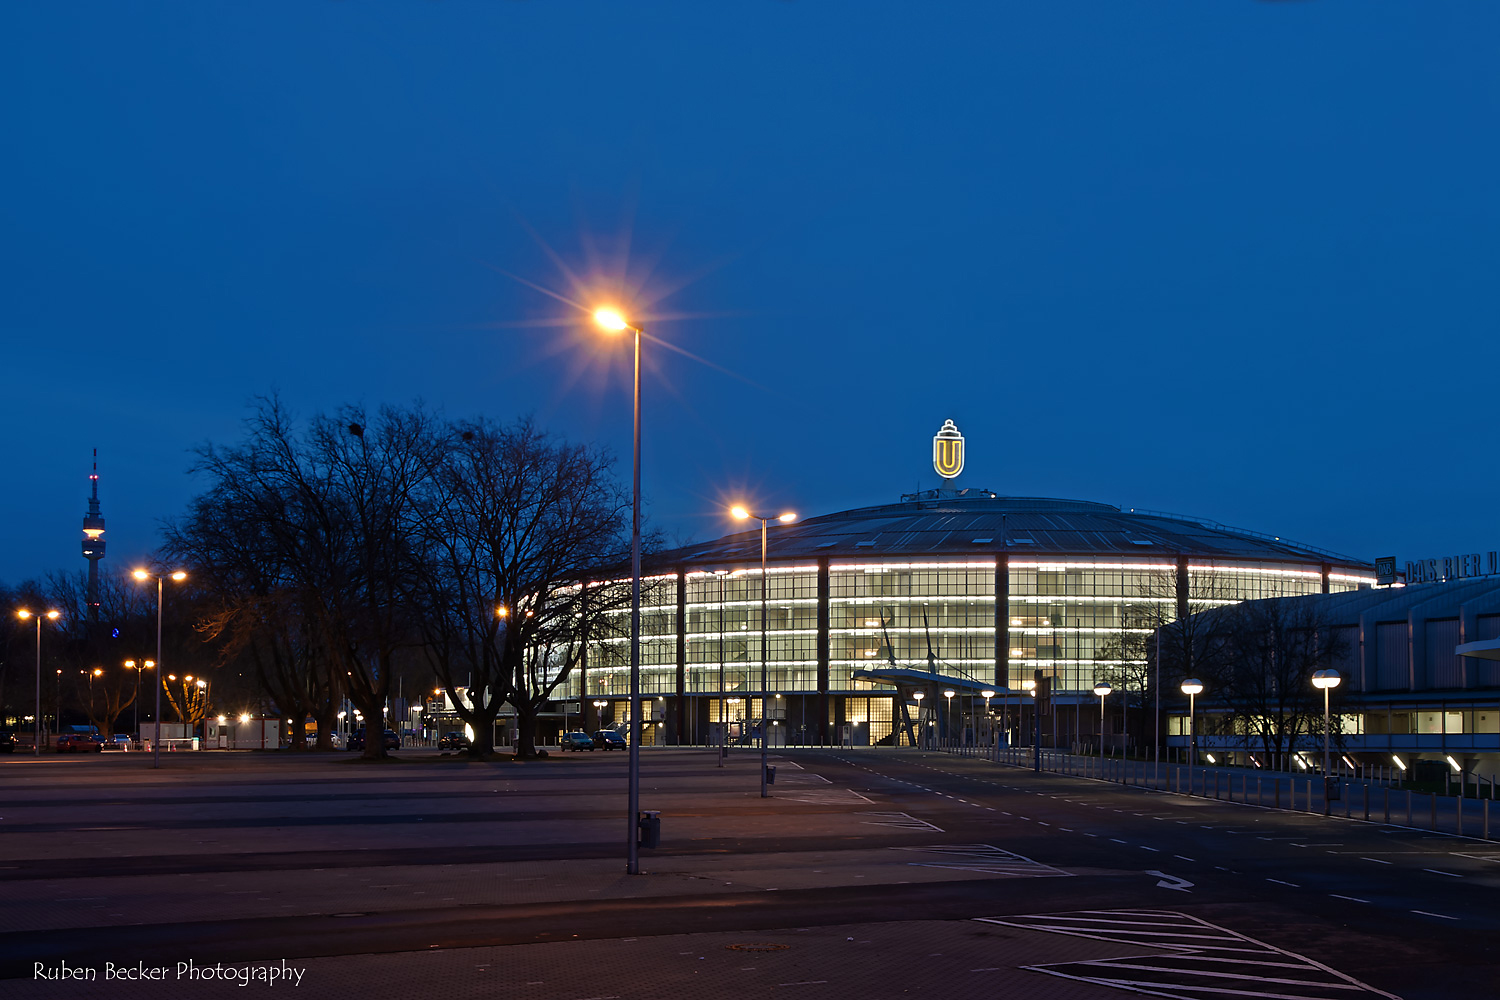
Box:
[165,487,339,750]
[186,398,445,759]
[1202,596,1349,771]
[410,419,633,757]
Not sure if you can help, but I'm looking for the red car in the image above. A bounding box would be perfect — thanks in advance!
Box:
[56,733,105,753]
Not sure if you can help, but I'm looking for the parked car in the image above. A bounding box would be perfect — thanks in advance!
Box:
[347,728,400,751]
[438,731,470,750]
[100,734,132,752]
[0,730,18,754]
[560,731,596,751]
[592,730,627,750]
[56,733,105,753]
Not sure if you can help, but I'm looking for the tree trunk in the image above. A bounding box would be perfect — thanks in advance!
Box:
[314,708,339,750]
[513,705,540,758]
[350,693,387,760]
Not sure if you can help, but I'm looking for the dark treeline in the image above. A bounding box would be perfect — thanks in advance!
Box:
[161,398,639,759]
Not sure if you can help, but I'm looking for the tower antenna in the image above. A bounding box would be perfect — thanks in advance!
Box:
[82,449,106,621]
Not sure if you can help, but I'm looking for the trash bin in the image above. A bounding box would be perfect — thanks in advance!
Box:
[637,810,661,849]
[765,765,776,785]
[1325,777,1341,802]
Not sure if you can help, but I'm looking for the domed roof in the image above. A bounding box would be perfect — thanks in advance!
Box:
[658,492,1369,569]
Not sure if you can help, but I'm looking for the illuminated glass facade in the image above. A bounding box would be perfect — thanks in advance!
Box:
[565,495,1374,746]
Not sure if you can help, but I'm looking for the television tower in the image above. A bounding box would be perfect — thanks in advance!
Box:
[82,450,105,622]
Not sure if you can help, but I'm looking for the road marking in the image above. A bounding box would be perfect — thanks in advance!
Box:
[1145,871,1193,892]
[1361,858,1391,864]
[1330,894,1370,903]
[896,844,1072,879]
[1411,910,1458,920]
[1140,846,1159,852]
[1266,878,1299,887]
[979,909,1401,999]
[1110,838,1128,844]
[1423,869,1462,878]
[1174,856,1195,862]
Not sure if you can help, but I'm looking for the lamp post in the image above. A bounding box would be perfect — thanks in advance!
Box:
[195,678,208,744]
[943,689,956,748]
[715,571,727,766]
[730,506,796,798]
[912,691,926,748]
[1093,681,1112,756]
[125,659,154,739]
[592,307,648,874]
[1311,669,1341,777]
[133,568,187,769]
[980,689,995,750]
[16,608,61,756]
[1180,678,1203,767]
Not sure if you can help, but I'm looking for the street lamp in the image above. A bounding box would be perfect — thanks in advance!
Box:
[133,568,187,768]
[16,609,61,756]
[88,667,102,723]
[943,689,956,748]
[1180,678,1204,767]
[730,505,796,798]
[980,689,995,749]
[1311,669,1341,777]
[125,659,155,739]
[593,306,648,874]
[912,691,926,748]
[1093,681,1112,756]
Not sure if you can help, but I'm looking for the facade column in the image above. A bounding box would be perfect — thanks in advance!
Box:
[995,554,1010,690]
[1175,555,1190,623]
[817,558,830,745]
[676,568,687,745]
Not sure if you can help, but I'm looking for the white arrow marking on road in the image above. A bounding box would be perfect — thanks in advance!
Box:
[1145,869,1193,892]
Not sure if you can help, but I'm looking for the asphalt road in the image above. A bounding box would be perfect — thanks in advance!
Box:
[1,748,1494,999]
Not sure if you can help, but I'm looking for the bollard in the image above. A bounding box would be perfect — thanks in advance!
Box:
[1384,786,1390,825]
[1457,794,1463,837]
[1363,782,1369,822]
[1275,779,1281,810]
[1431,793,1437,831]
[766,765,776,785]
[1485,798,1491,841]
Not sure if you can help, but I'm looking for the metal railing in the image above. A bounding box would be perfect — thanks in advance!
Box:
[946,744,1499,841]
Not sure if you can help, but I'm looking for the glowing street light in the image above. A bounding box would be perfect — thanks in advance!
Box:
[1180,678,1204,767]
[593,305,647,874]
[730,505,797,795]
[1311,669,1342,777]
[16,608,60,756]
[133,568,188,768]
[943,689,956,748]
[1093,681,1113,756]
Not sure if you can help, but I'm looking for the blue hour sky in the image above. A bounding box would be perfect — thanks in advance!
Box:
[2,1,1496,584]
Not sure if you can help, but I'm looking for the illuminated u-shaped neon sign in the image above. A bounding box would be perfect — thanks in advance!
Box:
[933,419,964,479]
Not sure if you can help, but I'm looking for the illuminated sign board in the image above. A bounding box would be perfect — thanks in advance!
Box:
[933,419,964,480]
[1405,551,1500,585]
